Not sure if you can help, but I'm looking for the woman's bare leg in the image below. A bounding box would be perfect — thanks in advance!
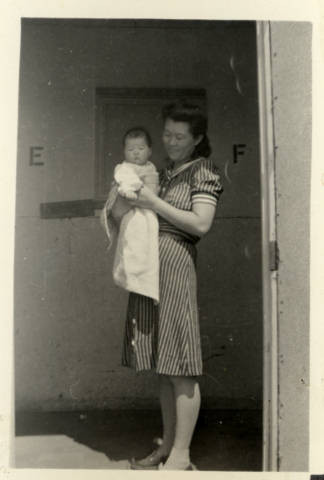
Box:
[161,375,201,469]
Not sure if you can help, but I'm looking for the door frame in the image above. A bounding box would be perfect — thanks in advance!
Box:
[256,21,279,471]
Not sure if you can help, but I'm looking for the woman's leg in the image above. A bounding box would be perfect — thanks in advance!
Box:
[158,374,176,455]
[130,374,175,468]
[161,375,201,469]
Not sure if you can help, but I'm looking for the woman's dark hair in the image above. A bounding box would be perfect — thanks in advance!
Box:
[162,100,212,159]
[123,126,152,148]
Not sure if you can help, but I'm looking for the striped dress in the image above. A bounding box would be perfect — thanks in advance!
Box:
[122,156,223,376]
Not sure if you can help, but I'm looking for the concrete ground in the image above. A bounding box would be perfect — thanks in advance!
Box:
[15,409,262,470]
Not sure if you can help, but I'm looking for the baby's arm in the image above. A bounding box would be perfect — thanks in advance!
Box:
[114,163,143,200]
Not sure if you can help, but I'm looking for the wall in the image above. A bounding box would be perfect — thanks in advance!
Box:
[270,21,311,471]
[15,20,262,410]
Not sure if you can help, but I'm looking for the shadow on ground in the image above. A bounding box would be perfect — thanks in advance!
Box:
[15,409,262,470]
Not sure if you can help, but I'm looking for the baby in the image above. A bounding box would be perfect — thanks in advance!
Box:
[115,127,159,200]
[101,127,160,303]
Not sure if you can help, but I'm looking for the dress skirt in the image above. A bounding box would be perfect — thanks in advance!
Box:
[122,231,203,376]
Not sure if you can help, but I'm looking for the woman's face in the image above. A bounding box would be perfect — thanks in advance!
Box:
[162,118,202,163]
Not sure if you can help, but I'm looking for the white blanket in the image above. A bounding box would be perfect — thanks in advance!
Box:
[100,161,159,303]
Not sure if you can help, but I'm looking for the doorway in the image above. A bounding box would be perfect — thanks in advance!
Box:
[15,18,266,470]
[93,19,264,468]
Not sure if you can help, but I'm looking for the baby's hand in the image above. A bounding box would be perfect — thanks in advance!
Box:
[124,191,138,200]
[118,188,138,200]
[127,185,157,210]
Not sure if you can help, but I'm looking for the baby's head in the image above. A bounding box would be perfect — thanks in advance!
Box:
[123,127,152,165]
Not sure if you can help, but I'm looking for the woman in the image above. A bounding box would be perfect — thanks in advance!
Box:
[116,101,223,470]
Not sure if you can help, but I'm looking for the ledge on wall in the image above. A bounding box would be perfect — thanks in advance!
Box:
[40,199,105,219]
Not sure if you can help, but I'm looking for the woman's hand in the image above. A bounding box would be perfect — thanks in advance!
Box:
[110,194,133,224]
[128,185,158,210]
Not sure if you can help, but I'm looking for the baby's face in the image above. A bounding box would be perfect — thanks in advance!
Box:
[124,137,151,165]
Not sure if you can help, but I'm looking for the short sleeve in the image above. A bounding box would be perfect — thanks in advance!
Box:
[191,158,223,206]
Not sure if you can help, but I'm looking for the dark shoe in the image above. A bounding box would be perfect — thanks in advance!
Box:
[130,448,168,470]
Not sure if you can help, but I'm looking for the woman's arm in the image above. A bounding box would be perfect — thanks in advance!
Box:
[158,197,216,237]
[129,185,216,237]
[110,194,133,225]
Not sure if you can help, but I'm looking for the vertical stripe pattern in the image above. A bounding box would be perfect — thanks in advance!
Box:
[122,233,202,376]
[121,157,223,376]
[158,157,223,243]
